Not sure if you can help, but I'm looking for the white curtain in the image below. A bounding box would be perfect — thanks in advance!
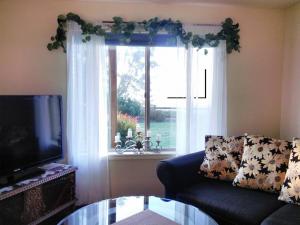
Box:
[66,22,110,205]
[176,25,227,155]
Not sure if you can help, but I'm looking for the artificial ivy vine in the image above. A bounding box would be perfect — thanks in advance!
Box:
[47,12,240,54]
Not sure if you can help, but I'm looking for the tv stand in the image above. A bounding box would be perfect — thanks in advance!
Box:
[0,163,76,225]
[1,167,45,188]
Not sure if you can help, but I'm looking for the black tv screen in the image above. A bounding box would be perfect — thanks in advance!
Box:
[0,95,63,177]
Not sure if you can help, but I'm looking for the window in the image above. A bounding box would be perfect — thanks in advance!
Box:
[109,45,212,151]
[149,47,186,149]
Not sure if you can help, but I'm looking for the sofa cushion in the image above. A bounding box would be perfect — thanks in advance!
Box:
[176,177,285,225]
[200,135,244,181]
[279,138,300,205]
[233,135,292,193]
[261,204,300,225]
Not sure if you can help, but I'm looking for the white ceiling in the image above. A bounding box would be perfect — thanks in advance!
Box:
[81,0,300,9]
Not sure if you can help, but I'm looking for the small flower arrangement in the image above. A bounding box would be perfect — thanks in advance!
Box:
[117,113,137,139]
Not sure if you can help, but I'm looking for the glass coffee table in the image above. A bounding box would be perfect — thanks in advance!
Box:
[58,196,218,225]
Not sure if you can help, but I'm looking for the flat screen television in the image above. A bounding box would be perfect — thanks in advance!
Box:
[0,95,63,178]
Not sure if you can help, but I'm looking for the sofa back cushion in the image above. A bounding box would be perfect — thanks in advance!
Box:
[199,135,244,181]
[278,138,300,204]
[233,135,292,193]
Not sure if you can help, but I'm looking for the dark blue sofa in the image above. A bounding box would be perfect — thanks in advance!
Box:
[157,151,300,225]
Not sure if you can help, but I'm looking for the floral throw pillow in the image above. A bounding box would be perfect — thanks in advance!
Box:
[233,135,292,193]
[278,138,300,204]
[199,135,244,181]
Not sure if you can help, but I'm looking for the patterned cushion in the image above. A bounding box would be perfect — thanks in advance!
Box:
[233,135,292,193]
[199,135,244,181]
[278,138,300,205]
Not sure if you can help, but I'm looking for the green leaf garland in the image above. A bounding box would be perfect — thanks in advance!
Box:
[47,12,240,54]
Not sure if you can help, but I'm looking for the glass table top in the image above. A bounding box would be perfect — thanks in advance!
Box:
[58,196,218,225]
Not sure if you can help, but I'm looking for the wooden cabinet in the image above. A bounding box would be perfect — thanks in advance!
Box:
[0,164,76,225]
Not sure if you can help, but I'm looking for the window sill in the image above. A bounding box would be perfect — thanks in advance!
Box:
[108,151,176,161]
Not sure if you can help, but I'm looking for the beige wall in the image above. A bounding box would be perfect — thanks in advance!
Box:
[108,155,173,198]
[0,0,286,197]
[280,3,300,140]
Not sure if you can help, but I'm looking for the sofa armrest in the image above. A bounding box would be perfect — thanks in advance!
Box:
[156,151,205,199]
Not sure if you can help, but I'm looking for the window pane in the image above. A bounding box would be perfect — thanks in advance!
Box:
[149,47,186,149]
[116,46,145,144]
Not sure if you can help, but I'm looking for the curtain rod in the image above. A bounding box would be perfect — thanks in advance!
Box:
[102,21,221,27]
[189,23,221,27]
